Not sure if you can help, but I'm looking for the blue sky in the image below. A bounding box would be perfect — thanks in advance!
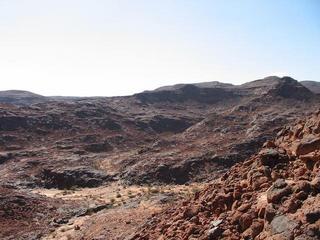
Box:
[0,0,319,96]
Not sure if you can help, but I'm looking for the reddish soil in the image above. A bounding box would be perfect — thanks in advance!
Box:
[132,111,320,239]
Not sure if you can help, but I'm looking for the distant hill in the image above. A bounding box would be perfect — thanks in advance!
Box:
[153,81,234,92]
[300,80,320,94]
[0,90,48,105]
[135,76,315,103]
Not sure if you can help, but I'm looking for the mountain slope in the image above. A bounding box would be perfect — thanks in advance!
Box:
[133,111,320,240]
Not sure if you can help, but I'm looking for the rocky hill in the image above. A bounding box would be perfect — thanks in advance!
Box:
[0,76,319,239]
[132,111,320,240]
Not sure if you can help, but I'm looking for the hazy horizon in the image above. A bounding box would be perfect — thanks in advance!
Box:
[0,0,319,96]
[1,75,318,98]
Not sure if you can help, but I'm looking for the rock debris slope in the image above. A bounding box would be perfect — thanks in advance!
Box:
[132,111,320,239]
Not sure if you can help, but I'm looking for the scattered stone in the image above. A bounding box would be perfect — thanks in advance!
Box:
[239,213,253,231]
[294,137,320,156]
[251,219,264,238]
[265,204,277,222]
[267,179,292,204]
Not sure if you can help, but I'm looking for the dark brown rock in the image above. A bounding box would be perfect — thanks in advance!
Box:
[265,204,277,222]
[267,179,292,204]
[294,137,320,156]
[251,219,264,238]
[239,213,253,231]
[259,148,288,167]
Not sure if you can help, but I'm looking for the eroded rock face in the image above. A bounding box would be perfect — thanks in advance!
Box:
[41,167,112,189]
[132,112,320,240]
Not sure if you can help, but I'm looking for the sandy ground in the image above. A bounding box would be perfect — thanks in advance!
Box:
[33,182,206,240]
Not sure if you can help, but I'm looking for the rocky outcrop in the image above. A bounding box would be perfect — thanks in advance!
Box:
[41,167,112,189]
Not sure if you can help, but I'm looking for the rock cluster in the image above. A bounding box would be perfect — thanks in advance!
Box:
[132,111,320,239]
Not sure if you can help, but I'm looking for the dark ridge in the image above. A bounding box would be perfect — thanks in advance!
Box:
[135,85,238,103]
[301,80,320,94]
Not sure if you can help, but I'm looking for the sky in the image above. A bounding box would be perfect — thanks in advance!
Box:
[0,0,319,96]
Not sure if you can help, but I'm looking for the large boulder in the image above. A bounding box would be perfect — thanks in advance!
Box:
[259,148,288,167]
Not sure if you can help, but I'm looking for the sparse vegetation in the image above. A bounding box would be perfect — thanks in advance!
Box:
[116,192,121,198]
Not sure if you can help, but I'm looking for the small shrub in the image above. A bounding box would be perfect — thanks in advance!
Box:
[150,187,159,194]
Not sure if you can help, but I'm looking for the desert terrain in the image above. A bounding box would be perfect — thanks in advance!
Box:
[0,76,319,239]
